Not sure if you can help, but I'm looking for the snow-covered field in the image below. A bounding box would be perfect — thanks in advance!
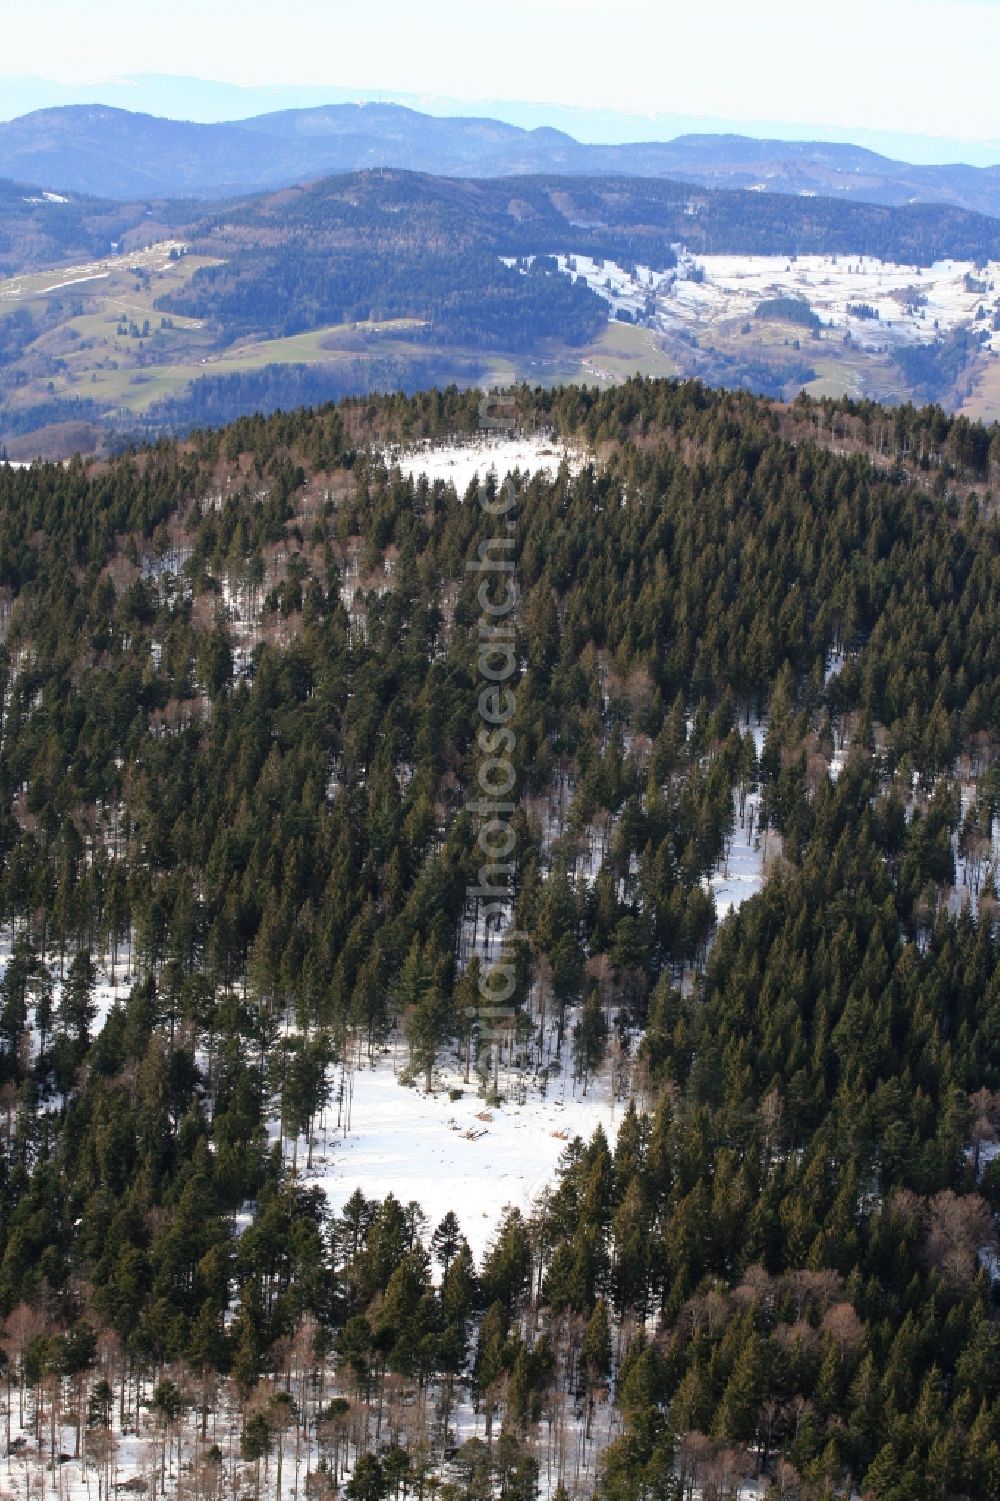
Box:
[549,247,1000,354]
[663,252,999,352]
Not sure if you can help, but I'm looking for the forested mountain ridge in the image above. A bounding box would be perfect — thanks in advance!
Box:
[8,168,1000,284]
[354,171,1000,264]
[0,378,998,1499]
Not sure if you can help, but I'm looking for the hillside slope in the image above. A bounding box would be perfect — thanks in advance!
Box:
[0,381,997,1499]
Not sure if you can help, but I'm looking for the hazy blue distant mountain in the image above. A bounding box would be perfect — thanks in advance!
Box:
[0,74,368,122]
[3,73,1000,170]
[2,101,1000,215]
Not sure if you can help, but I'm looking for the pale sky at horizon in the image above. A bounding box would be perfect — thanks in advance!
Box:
[2,0,999,146]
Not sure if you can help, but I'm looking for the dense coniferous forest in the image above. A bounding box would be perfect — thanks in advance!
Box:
[158,248,607,345]
[0,378,998,1499]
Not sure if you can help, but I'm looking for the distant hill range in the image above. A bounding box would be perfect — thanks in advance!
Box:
[3,102,1000,215]
[7,166,1000,285]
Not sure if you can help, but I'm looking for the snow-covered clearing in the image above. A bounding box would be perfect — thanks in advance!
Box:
[310,1037,621,1264]
[384,432,585,494]
[704,719,770,920]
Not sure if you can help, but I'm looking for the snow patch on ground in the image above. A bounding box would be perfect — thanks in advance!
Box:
[0,930,135,1062]
[707,789,771,921]
[553,254,670,321]
[39,271,111,293]
[951,779,999,917]
[825,647,848,684]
